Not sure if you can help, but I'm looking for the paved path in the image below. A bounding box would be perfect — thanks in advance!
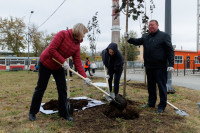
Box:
[91,70,200,90]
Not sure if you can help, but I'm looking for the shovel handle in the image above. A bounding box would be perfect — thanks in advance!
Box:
[52,58,111,97]
[167,101,178,110]
[104,65,110,93]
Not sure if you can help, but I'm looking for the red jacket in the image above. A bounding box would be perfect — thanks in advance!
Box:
[40,29,87,78]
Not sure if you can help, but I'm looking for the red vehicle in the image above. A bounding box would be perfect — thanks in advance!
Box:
[198,49,200,62]
[0,57,39,71]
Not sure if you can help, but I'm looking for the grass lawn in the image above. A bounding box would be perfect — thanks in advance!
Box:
[0,71,200,132]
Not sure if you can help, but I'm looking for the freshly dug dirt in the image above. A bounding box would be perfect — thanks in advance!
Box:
[42,98,140,120]
[43,99,90,111]
[103,100,140,120]
[42,100,58,111]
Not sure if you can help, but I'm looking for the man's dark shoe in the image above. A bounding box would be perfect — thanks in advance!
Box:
[29,113,36,121]
[65,116,73,121]
[60,115,73,121]
[156,109,164,114]
[141,104,155,108]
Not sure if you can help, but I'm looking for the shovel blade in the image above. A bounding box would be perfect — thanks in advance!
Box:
[103,92,115,102]
[103,94,112,102]
[175,109,189,116]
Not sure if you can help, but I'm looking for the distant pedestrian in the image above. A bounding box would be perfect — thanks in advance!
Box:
[91,61,97,74]
[84,57,93,76]
[33,64,39,72]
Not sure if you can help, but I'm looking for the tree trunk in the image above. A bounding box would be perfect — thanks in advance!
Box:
[123,0,129,97]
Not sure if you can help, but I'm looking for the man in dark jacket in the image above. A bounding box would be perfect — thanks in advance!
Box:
[124,20,174,113]
[102,42,124,96]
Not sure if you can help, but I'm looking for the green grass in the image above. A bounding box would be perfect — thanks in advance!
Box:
[0,71,200,132]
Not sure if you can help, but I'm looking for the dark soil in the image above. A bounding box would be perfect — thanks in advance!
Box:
[43,99,90,111]
[42,98,140,120]
[41,83,187,132]
[43,100,58,111]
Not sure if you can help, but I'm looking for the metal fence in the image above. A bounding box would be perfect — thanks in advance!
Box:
[174,60,200,76]
[93,61,144,70]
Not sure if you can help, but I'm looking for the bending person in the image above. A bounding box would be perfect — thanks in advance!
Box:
[102,42,124,96]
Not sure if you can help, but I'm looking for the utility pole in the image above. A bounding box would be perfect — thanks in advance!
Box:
[165,0,176,93]
[27,11,34,70]
[197,0,200,51]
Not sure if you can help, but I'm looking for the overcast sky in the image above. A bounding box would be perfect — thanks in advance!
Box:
[0,0,198,52]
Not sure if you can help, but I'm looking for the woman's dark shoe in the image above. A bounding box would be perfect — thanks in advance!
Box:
[156,109,164,114]
[29,113,36,121]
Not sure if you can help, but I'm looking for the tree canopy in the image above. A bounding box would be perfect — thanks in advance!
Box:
[0,17,26,56]
[119,31,138,61]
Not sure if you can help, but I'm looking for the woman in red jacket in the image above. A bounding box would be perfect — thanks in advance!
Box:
[29,23,91,122]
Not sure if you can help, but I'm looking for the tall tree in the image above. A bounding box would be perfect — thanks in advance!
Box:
[29,24,43,56]
[114,0,155,96]
[0,17,26,56]
[87,12,101,60]
[37,32,55,56]
[119,31,138,61]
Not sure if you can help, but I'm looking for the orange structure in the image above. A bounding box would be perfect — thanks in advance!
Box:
[174,50,200,70]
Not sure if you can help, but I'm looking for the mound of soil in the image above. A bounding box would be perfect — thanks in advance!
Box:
[42,100,58,111]
[103,100,140,120]
[42,99,89,111]
[42,98,140,120]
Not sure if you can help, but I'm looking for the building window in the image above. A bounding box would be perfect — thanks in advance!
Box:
[175,56,183,64]
[195,56,200,64]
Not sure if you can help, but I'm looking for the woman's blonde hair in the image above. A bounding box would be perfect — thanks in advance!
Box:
[72,23,88,38]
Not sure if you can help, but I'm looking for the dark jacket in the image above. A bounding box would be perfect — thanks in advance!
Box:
[102,42,124,75]
[128,29,174,69]
[69,58,73,68]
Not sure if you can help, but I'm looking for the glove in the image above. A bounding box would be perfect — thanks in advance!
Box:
[62,61,70,70]
[84,78,91,86]
[105,75,110,79]
[124,32,130,40]
[167,67,174,71]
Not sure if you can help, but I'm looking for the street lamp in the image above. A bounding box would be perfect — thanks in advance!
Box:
[27,11,34,70]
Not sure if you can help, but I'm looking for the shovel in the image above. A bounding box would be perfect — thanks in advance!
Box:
[103,65,115,102]
[52,58,127,110]
[167,101,189,116]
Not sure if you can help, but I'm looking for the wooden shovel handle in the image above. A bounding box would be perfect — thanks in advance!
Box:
[52,58,111,97]
[104,65,110,93]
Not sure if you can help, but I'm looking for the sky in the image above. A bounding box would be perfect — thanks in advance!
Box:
[0,0,198,52]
